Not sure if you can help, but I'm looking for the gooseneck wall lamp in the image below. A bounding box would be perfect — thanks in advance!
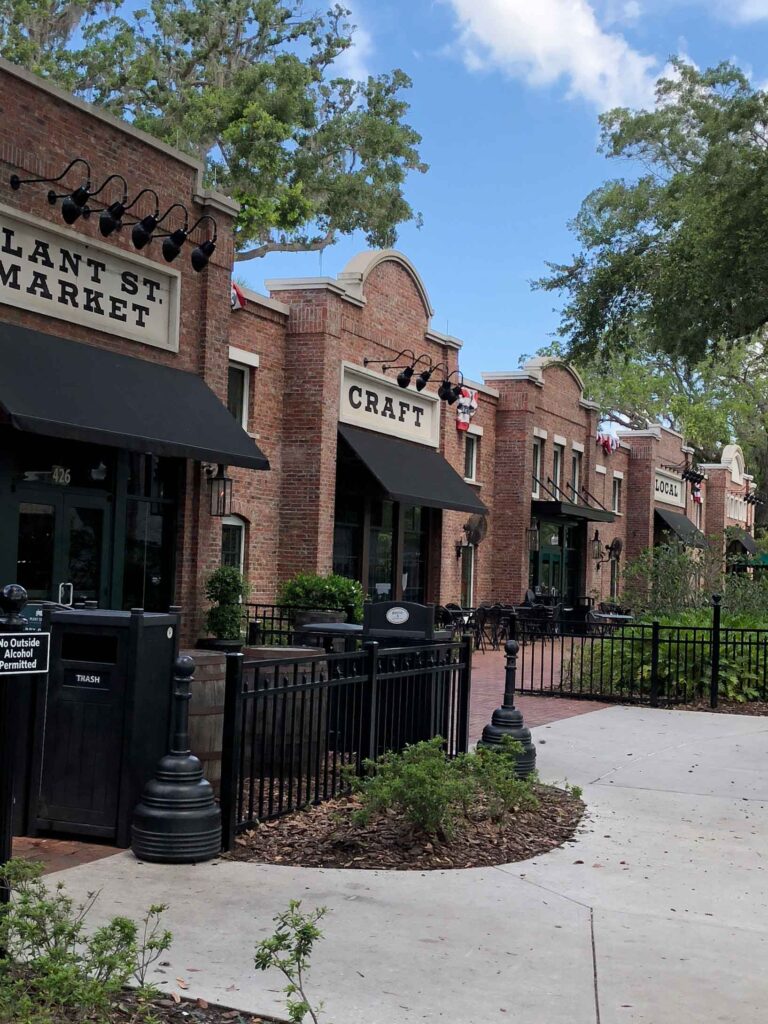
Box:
[9,159,218,273]
[363,353,465,403]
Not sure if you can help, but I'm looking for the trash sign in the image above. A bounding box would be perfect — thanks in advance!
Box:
[0,632,50,675]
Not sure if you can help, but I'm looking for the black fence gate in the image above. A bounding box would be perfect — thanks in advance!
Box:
[219,638,472,848]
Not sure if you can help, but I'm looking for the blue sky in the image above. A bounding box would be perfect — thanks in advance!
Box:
[240,0,768,381]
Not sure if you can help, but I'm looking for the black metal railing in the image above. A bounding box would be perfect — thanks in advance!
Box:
[219,638,472,848]
[243,604,346,646]
[509,599,768,708]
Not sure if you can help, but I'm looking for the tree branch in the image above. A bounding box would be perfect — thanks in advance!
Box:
[235,227,336,261]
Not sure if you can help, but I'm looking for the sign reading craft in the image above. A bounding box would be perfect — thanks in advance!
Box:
[339,362,440,448]
[655,469,686,508]
[0,203,180,352]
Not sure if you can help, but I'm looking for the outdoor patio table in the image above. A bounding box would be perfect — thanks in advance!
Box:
[300,622,363,653]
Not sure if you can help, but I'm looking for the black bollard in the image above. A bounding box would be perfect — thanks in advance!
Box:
[477,639,537,777]
[131,655,221,863]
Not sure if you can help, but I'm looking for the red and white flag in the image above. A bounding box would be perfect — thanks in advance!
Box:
[231,281,247,311]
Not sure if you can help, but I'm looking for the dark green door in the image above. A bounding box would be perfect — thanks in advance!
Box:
[13,490,111,606]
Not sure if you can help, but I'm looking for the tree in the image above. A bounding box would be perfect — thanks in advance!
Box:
[537,60,768,363]
[0,0,427,260]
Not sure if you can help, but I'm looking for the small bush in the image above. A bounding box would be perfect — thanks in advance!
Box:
[254,900,328,1024]
[205,565,250,639]
[277,572,364,624]
[0,859,171,1024]
[349,737,539,840]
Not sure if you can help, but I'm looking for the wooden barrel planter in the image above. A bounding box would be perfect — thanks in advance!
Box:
[186,649,226,792]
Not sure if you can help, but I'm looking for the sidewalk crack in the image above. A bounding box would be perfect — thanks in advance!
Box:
[591,908,601,1024]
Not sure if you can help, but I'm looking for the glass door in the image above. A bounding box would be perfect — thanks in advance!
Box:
[14,491,111,606]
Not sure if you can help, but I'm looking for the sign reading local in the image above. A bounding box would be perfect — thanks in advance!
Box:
[0,203,180,352]
[339,362,440,447]
[655,470,686,509]
[0,632,50,675]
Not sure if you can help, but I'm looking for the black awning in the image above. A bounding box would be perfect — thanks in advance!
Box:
[655,508,705,548]
[728,528,757,554]
[532,500,615,524]
[338,424,486,515]
[0,323,269,470]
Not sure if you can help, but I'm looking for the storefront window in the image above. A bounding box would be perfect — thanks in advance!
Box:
[123,500,176,612]
[332,492,364,582]
[368,499,394,600]
[402,506,428,602]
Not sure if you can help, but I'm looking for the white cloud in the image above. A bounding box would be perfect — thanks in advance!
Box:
[445,0,660,110]
[335,3,374,81]
[721,0,768,22]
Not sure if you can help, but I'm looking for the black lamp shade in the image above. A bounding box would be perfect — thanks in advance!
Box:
[438,379,452,401]
[415,369,431,391]
[99,201,125,237]
[61,197,85,224]
[447,384,462,405]
[191,238,216,272]
[396,366,414,388]
[132,215,158,249]
[162,228,188,262]
[209,465,233,517]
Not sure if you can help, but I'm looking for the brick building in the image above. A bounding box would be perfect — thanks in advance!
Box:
[0,61,756,644]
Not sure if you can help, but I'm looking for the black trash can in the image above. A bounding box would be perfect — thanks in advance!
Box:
[24,608,178,847]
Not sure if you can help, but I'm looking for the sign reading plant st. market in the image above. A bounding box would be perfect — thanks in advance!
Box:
[0,203,180,352]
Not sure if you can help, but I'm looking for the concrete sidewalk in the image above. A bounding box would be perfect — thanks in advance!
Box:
[47,706,768,1024]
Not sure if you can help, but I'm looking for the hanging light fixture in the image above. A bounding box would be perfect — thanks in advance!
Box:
[10,157,91,205]
[162,214,217,269]
[100,185,159,238]
[592,530,606,563]
[208,465,233,517]
[437,369,464,404]
[527,521,540,553]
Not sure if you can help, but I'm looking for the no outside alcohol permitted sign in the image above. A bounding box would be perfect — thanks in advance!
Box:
[0,632,50,675]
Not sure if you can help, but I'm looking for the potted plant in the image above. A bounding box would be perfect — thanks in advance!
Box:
[198,566,250,651]
[277,572,364,631]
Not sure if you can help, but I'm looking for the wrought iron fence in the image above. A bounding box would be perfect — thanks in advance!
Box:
[219,638,472,848]
[510,602,768,707]
[243,604,345,646]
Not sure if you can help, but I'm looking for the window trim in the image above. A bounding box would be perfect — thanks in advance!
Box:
[570,450,582,504]
[464,434,477,482]
[227,361,250,431]
[532,438,543,499]
[612,476,622,514]
[221,514,246,574]
[552,444,564,498]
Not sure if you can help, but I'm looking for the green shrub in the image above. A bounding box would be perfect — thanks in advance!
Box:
[349,736,539,839]
[254,900,328,1024]
[469,739,539,824]
[205,565,250,639]
[277,572,364,624]
[0,859,171,1024]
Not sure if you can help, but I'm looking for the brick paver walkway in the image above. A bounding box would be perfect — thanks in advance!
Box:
[469,648,609,742]
[11,836,120,874]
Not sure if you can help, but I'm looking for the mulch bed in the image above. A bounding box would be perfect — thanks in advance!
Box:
[110,990,284,1023]
[224,784,585,870]
[679,699,768,716]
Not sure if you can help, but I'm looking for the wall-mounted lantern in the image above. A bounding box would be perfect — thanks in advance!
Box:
[208,465,233,517]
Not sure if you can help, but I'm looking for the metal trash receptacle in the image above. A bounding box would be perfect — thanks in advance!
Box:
[25,608,178,847]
